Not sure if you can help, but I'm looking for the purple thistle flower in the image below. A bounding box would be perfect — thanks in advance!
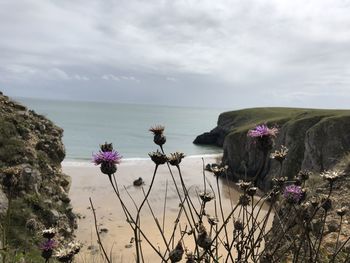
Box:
[283,185,303,203]
[40,239,57,251]
[248,124,278,138]
[92,150,122,166]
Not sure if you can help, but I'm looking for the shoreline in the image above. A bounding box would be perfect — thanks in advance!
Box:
[64,155,271,262]
[62,153,224,167]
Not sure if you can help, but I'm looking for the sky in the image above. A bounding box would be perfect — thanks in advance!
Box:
[1,0,350,109]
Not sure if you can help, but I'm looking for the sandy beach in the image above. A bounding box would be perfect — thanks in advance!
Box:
[63,156,271,262]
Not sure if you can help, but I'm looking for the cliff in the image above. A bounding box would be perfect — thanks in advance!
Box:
[0,92,76,260]
[194,107,350,190]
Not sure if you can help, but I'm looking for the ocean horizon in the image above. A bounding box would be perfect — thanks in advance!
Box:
[15,97,227,164]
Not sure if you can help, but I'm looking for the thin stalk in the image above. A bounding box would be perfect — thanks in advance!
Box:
[162,180,168,232]
[89,198,111,263]
[216,176,234,262]
[314,210,328,263]
[134,165,159,263]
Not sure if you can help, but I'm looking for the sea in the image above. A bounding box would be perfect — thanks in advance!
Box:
[15,97,226,164]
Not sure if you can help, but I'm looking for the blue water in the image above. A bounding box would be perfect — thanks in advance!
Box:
[15,97,225,161]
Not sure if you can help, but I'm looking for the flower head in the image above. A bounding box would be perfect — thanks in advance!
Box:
[92,150,122,166]
[237,180,252,191]
[211,166,227,177]
[168,152,185,166]
[270,145,288,163]
[234,219,244,231]
[320,170,344,184]
[149,125,165,135]
[42,228,56,239]
[337,206,348,217]
[149,125,166,146]
[55,248,74,262]
[199,191,215,203]
[149,150,167,165]
[238,194,250,206]
[297,170,312,182]
[169,241,184,262]
[67,241,82,254]
[40,239,57,251]
[283,185,303,203]
[248,124,278,138]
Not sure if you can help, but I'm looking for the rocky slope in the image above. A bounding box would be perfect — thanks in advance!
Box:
[194,107,350,190]
[0,92,76,259]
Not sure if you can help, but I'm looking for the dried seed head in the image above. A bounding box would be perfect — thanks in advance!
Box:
[234,219,244,231]
[298,170,312,181]
[149,150,167,165]
[167,152,185,166]
[169,242,184,263]
[270,145,288,163]
[239,194,250,206]
[337,207,348,217]
[211,166,226,177]
[247,187,257,197]
[311,197,319,207]
[199,191,214,203]
[197,232,212,250]
[42,228,56,239]
[272,177,287,189]
[320,170,345,184]
[237,180,252,191]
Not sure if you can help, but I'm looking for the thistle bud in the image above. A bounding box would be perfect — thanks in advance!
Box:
[169,242,184,262]
[100,142,113,152]
[149,125,166,146]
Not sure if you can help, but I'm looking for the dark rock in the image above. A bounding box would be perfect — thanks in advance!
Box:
[327,220,340,233]
[195,108,350,191]
[133,177,144,186]
[99,227,109,233]
[194,132,219,145]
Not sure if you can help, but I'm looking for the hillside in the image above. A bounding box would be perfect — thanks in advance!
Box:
[194,107,350,189]
[0,92,76,260]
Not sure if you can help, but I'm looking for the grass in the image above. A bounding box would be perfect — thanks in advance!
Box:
[219,107,350,134]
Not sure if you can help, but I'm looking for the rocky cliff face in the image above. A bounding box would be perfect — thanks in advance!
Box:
[194,108,350,190]
[0,92,76,256]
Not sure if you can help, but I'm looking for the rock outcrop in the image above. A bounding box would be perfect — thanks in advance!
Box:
[194,107,350,190]
[0,92,76,257]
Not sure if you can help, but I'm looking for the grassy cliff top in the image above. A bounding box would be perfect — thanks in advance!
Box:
[219,107,350,133]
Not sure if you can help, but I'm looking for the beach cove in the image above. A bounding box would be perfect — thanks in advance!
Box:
[64,156,272,262]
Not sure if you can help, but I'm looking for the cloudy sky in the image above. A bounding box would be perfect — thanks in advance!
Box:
[1,0,350,108]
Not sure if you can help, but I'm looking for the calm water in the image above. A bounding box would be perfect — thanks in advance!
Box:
[16,97,225,161]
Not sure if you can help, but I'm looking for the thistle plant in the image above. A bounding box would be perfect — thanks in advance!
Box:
[90,124,349,263]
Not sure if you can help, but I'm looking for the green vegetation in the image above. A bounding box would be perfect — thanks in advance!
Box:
[220,107,350,134]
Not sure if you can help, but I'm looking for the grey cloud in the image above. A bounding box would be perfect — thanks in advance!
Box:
[1,0,350,108]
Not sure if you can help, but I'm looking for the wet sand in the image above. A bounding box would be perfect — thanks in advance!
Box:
[63,156,271,262]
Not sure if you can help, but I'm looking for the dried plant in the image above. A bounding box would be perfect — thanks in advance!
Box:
[90,124,349,263]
